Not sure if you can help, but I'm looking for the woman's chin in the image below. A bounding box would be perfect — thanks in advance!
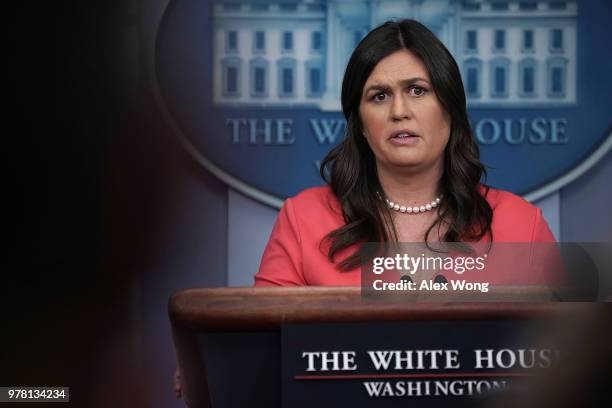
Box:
[385,159,427,170]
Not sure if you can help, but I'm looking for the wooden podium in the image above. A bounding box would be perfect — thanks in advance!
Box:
[168,287,580,408]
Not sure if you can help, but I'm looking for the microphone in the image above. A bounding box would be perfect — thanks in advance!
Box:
[434,275,448,284]
[400,275,413,283]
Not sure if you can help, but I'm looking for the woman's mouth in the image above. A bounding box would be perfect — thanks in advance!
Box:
[390,130,420,145]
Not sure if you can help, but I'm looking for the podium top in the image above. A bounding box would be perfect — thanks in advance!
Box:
[168,286,581,332]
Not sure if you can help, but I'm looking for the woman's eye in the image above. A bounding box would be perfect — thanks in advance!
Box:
[372,92,387,102]
[409,86,427,96]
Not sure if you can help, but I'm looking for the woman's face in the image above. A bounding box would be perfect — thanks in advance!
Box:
[359,49,451,174]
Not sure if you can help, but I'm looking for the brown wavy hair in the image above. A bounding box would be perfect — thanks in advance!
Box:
[319,19,493,271]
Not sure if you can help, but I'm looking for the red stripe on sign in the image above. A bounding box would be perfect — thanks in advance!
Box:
[294,372,537,380]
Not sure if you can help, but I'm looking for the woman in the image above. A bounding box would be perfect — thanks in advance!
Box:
[255,19,556,287]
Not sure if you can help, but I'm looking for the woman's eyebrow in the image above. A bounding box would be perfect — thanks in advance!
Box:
[363,77,430,94]
[363,83,392,94]
[397,77,431,87]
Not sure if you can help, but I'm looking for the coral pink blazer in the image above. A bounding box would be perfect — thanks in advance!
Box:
[254,186,557,287]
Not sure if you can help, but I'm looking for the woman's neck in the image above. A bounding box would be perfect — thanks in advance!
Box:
[376,162,443,206]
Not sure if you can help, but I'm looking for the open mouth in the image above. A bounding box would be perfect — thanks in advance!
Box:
[390,130,420,140]
[392,133,418,139]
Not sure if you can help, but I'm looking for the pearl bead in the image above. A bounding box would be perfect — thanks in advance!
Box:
[379,193,442,215]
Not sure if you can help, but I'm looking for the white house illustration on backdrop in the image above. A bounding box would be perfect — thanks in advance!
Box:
[212,0,576,110]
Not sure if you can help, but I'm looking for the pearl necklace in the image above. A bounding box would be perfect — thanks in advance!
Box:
[382,193,442,214]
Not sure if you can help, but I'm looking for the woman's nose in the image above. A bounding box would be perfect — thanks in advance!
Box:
[391,94,413,120]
